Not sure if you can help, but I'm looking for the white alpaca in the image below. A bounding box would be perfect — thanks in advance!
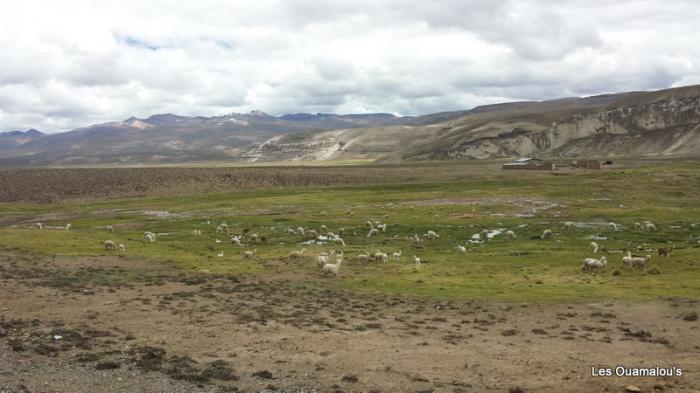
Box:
[367,228,379,238]
[297,227,305,236]
[321,259,342,277]
[562,221,574,230]
[424,230,439,240]
[243,250,255,260]
[317,254,330,267]
[590,241,599,254]
[36,222,43,230]
[118,244,126,254]
[608,222,619,231]
[64,223,71,231]
[581,256,607,272]
[288,248,306,259]
[623,252,651,270]
[505,230,517,239]
[217,251,224,257]
[192,229,202,236]
[103,240,117,250]
[456,245,467,254]
[377,223,387,232]
[374,250,388,263]
[144,231,156,242]
[413,255,421,265]
[217,223,230,235]
[357,253,370,264]
[231,236,242,246]
[644,223,658,232]
[392,250,402,261]
[541,229,553,239]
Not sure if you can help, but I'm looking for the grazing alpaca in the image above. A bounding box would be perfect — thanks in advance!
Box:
[658,246,673,259]
[103,240,117,250]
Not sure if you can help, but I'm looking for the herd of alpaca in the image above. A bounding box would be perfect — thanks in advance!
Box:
[575,221,673,273]
[33,215,677,278]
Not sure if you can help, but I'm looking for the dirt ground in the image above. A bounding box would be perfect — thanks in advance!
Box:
[0,163,501,203]
[0,249,698,393]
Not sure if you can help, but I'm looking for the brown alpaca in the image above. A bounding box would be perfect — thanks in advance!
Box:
[658,246,673,259]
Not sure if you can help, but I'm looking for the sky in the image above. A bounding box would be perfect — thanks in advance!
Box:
[1,0,699,133]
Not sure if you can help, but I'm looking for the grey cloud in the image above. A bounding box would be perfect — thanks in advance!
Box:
[0,0,699,132]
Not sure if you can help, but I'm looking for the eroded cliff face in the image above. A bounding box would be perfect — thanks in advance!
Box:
[438,93,700,159]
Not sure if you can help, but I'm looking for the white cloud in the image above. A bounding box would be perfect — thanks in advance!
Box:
[0,0,699,132]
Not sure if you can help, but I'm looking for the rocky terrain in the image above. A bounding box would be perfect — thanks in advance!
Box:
[1,85,700,166]
[1,250,698,392]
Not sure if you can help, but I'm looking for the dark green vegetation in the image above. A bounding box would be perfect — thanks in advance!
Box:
[1,160,699,301]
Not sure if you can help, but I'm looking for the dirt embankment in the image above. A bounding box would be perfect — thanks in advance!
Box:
[0,250,698,392]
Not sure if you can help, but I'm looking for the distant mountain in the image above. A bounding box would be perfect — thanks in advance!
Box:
[2,85,700,166]
[0,112,417,166]
[0,129,45,150]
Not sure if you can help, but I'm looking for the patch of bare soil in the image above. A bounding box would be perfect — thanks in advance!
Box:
[398,197,560,218]
[0,250,698,392]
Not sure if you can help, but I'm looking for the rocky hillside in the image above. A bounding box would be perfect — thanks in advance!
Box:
[2,85,699,166]
[425,86,700,160]
[248,85,700,162]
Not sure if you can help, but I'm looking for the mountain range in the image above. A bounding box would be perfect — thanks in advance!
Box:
[2,84,699,166]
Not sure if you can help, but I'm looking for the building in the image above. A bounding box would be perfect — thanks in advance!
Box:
[573,160,602,170]
[502,157,556,170]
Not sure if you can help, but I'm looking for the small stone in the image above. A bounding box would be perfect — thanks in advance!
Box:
[625,385,641,392]
[253,370,273,379]
[682,311,698,321]
[95,361,121,370]
[341,374,359,383]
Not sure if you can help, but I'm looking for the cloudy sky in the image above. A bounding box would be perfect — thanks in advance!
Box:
[1,0,699,132]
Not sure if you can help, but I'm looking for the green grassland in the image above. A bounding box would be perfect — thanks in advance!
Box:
[1,160,699,301]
